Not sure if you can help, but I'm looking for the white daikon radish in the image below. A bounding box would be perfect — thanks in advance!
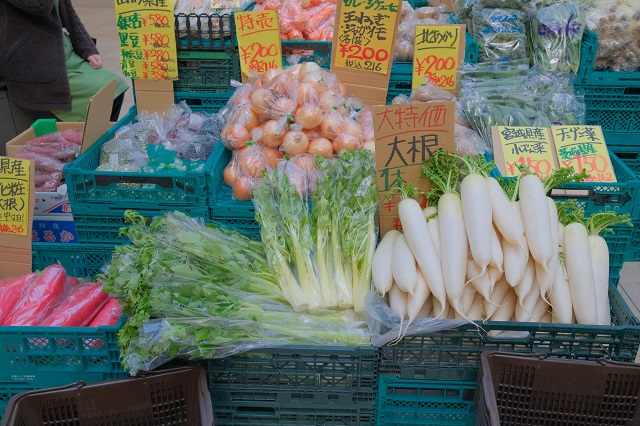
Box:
[531,295,549,322]
[535,198,560,298]
[486,176,526,249]
[487,289,517,336]
[468,291,485,320]
[487,266,502,294]
[388,284,408,340]
[398,198,447,313]
[461,173,493,278]
[502,204,529,286]
[513,257,535,306]
[407,265,431,326]
[427,216,441,260]
[423,206,437,218]
[564,223,598,324]
[516,286,540,322]
[433,298,449,320]
[467,259,492,301]
[438,192,470,320]
[541,310,552,323]
[489,226,504,272]
[463,286,477,316]
[372,230,401,296]
[485,276,510,320]
[418,296,433,318]
[391,234,418,295]
[519,174,553,269]
[550,259,573,324]
[589,235,611,326]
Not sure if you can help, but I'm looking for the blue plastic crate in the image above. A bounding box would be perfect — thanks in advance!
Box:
[375,376,475,426]
[32,242,115,278]
[575,31,640,145]
[176,90,234,113]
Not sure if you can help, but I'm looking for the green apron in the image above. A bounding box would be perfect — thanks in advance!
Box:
[51,0,129,121]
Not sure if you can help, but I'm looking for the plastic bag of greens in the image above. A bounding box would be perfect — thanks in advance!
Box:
[452,0,477,29]
[365,292,466,347]
[476,0,532,10]
[529,3,585,73]
[471,8,529,61]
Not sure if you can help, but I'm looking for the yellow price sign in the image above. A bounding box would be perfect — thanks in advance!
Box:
[412,24,464,90]
[333,0,400,74]
[235,11,282,78]
[491,126,557,178]
[115,0,178,80]
[0,157,30,236]
[552,125,616,182]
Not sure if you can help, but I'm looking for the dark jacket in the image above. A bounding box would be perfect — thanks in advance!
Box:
[0,0,98,111]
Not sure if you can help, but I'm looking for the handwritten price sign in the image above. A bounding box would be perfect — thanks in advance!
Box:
[115,0,178,80]
[492,126,557,179]
[552,125,617,183]
[235,11,282,78]
[412,24,464,90]
[334,0,400,74]
[0,157,30,237]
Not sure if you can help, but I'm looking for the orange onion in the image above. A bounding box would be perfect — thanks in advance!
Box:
[361,140,375,154]
[294,104,323,130]
[223,163,239,185]
[270,74,296,97]
[291,153,316,173]
[232,176,254,200]
[251,89,274,116]
[281,131,309,155]
[261,119,286,148]
[260,68,282,87]
[295,83,318,107]
[333,133,361,152]
[268,97,296,120]
[319,110,346,140]
[307,138,334,158]
[319,91,345,112]
[262,146,284,168]
[222,124,249,149]
[232,85,252,107]
[231,103,259,130]
[288,63,303,81]
[238,146,268,178]
[300,62,323,78]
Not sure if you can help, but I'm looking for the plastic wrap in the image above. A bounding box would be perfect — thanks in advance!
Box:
[39,283,109,327]
[530,3,586,73]
[0,274,37,325]
[586,0,640,71]
[410,81,457,102]
[3,265,68,326]
[221,63,368,200]
[254,0,335,41]
[365,292,466,347]
[471,8,528,61]
[394,6,449,61]
[13,152,65,173]
[456,124,489,155]
[88,297,123,327]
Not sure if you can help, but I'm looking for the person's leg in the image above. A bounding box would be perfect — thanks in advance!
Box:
[110,93,125,122]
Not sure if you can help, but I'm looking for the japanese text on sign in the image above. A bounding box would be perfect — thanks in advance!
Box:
[0,157,30,236]
[114,0,178,80]
[235,11,282,77]
[334,0,400,74]
[552,125,616,183]
[412,24,464,90]
[493,126,556,178]
[373,103,455,234]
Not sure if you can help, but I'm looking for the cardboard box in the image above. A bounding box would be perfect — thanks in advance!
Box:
[32,215,78,244]
[34,189,72,215]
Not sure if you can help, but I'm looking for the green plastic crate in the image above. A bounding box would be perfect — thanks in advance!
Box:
[375,377,475,426]
[378,282,640,382]
[575,31,640,145]
[32,242,115,278]
[608,145,640,261]
[0,318,126,422]
[175,50,241,92]
[207,346,377,425]
[71,203,210,245]
[64,102,223,211]
[176,90,234,113]
[282,40,332,68]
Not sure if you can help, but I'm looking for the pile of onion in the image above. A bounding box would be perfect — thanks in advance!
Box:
[220,62,374,200]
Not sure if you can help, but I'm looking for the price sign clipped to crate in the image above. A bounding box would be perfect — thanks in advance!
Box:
[491,126,558,178]
[552,125,617,183]
[373,102,455,234]
[330,0,402,105]
[412,24,465,90]
[0,157,34,278]
[234,11,282,81]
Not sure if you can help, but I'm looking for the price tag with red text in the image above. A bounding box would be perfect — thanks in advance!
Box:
[491,126,557,178]
[412,24,464,90]
[0,157,30,236]
[334,0,400,74]
[552,125,616,182]
[115,0,178,80]
[235,11,282,79]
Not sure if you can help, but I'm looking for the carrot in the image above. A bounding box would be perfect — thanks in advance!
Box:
[4,265,67,326]
[88,297,123,327]
[40,284,109,327]
[289,28,304,40]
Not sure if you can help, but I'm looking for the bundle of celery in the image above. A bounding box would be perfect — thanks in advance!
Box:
[104,150,376,373]
[254,149,378,313]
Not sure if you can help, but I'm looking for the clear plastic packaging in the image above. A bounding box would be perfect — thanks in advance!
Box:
[471,8,528,61]
[88,297,123,327]
[394,5,449,61]
[39,283,110,327]
[0,274,37,325]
